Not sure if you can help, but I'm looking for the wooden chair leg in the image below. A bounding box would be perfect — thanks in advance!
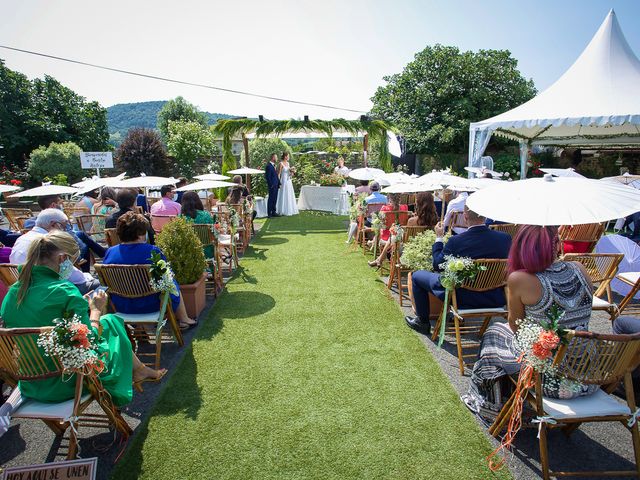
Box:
[167,311,184,346]
[454,315,465,375]
[539,421,551,480]
[155,332,162,371]
[398,271,405,307]
[478,316,492,337]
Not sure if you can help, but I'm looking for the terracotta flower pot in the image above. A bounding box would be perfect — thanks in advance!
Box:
[179,273,207,319]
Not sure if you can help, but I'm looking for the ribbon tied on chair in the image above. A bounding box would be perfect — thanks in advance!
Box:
[531,415,557,438]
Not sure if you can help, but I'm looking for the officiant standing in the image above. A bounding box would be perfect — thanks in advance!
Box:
[265,153,281,217]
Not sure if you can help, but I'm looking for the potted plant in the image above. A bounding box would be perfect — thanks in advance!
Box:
[156,217,208,318]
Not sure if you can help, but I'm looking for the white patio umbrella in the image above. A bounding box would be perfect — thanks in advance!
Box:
[72,172,127,188]
[194,173,231,181]
[601,172,640,185]
[349,167,386,181]
[373,177,391,187]
[0,185,22,194]
[379,172,413,185]
[226,167,264,192]
[381,182,440,194]
[108,176,178,189]
[176,180,236,191]
[8,184,79,198]
[464,166,504,178]
[596,234,640,300]
[466,174,640,226]
[540,168,585,178]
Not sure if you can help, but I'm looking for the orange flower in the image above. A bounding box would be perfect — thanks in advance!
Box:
[532,342,551,360]
[538,330,559,350]
[70,323,89,336]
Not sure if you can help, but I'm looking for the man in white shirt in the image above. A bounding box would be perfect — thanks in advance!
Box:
[442,191,468,235]
[10,209,101,294]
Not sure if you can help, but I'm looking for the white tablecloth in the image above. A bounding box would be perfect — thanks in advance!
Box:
[254,196,267,218]
[297,185,349,214]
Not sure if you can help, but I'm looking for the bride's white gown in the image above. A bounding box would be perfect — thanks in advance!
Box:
[276,164,299,216]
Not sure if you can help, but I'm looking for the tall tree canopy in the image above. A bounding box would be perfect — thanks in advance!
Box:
[156,96,208,141]
[116,127,170,177]
[0,59,109,167]
[166,120,219,178]
[370,45,536,154]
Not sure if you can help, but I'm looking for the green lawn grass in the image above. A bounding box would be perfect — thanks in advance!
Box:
[113,212,510,480]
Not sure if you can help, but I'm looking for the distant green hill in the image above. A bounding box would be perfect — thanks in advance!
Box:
[106,101,236,145]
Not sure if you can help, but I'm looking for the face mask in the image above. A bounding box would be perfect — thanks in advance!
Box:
[145,232,149,243]
[59,258,74,280]
[173,194,179,201]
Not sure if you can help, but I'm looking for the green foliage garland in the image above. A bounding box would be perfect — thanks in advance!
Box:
[400,230,450,271]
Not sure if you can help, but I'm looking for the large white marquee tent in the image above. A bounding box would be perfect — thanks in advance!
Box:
[468,10,640,178]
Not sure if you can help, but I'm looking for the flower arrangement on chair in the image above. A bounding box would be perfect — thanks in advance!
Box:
[369,211,386,257]
[488,305,573,471]
[148,250,179,335]
[437,256,487,347]
[37,313,105,375]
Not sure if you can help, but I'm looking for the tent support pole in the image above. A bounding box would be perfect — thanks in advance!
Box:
[519,141,529,180]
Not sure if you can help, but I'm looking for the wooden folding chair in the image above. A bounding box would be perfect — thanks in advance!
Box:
[432,259,509,375]
[617,271,640,317]
[489,330,640,479]
[387,225,429,305]
[563,252,624,320]
[150,214,177,234]
[446,210,467,235]
[228,204,248,252]
[559,222,606,255]
[3,208,32,231]
[190,223,224,295]
[0,327,132,459]
[357,203,385,255]
[104,228,120,247]
[489,223,520,238]
[94,264,184,370]
[76,214,107,242]
[0,264,19,288]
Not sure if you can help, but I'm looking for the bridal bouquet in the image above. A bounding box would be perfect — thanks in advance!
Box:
[436,256,486,347]
[37,313,104,374]
[488,306,573,471]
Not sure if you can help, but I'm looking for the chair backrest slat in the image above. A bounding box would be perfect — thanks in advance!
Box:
[4,208,33,231]
[191,224,215,249]
[0,327,61,381]
[94,264,156,298]
[554,330,640,385]
[104,228,120,247]
[458,259,508,292]
[0,264,20,288]
[402,225,429,242]
[562,253,623,296]
[489,223,520,238]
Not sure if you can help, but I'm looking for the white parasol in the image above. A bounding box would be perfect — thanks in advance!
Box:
[72,172,127,189]
[466,174,640,226]
[176,180,237,192]
[8,184,79,198]
[379,172,413,185]
[194,173,231,181]
[349,167,386,181]
[226,168,263,175]
[108,176,178,189]
[381,182,440,194]
[601,172,640,185]
[0,185,22,194]
[464,166,504,178]
[540,168,585,178]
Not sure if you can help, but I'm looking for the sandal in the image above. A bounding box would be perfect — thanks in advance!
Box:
[133,366,168,393]
[368,260,381,268]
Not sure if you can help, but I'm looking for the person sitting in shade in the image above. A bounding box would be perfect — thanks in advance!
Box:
[354,180,371,196]
[106,189,156,244]
[150,185,181,216]
[365,181,387,205]
[9,209,101,294]
[405,206,511,336]
[442,190,468,235]
[334,157,351,176]
[1,194,62,246]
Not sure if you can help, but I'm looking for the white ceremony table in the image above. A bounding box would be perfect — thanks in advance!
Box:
[297,185,350,214]
[254,196,268,218]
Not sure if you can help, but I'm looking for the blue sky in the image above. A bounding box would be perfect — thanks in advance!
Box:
[0,0,638,119]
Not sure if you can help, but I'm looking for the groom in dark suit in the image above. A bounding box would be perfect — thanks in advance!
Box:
[265,153,280,217]
[405,205,512,336]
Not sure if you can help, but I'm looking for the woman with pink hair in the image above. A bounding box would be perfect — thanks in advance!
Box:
[462,225,595,421]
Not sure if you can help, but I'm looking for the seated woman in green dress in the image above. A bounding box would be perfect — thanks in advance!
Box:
[1,231,167,406]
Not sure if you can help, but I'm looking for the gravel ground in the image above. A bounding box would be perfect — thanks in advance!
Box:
[376,270,638,480]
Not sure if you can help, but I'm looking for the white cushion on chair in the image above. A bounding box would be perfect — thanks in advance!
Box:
[115,311,161,324]
[456,307,507,315]
[13,394,92,420]
[542,389,631,420]
[618,272,640,285]
[592,296,613,309]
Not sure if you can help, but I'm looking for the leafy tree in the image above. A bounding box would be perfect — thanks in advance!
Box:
[28,142,84,184]
[0,60,109,169]
[157,96,208,141]
[116,128,169,176]
[240,138,292,196]
[370,45,536,154]
[166,121,219,178]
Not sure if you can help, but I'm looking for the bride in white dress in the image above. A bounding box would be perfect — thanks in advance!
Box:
[276,152,299,216]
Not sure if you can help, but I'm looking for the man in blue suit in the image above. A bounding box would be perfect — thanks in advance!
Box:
[265,153,281,217]
[405,205,512,336]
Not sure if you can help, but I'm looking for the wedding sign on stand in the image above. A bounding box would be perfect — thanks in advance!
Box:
[2,458,97,480]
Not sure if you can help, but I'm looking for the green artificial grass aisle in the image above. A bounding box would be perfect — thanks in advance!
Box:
[113,212,510,480]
